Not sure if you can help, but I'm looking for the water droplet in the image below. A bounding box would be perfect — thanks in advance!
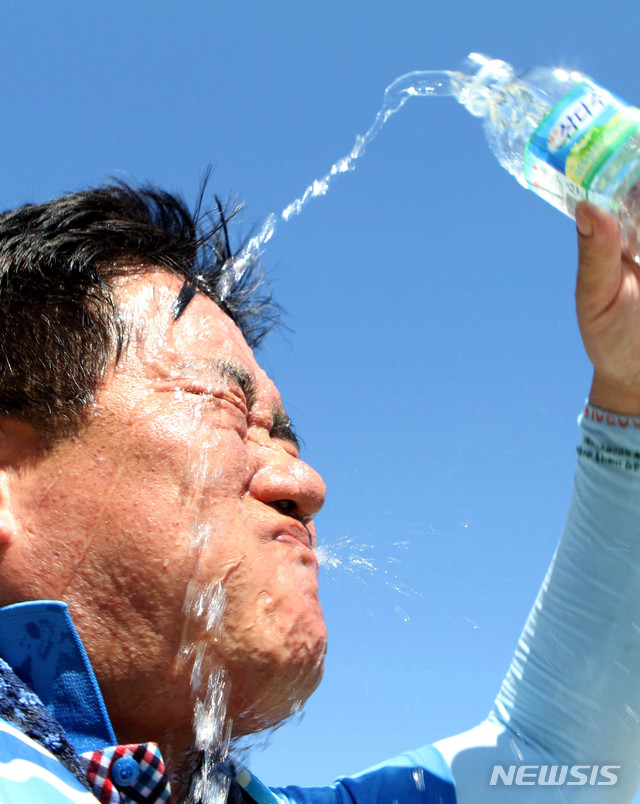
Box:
[412,768,426,791]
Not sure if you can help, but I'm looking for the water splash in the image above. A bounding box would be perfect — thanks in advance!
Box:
[190,70,459,788]
[315,535,426,616]
[412,767,426,792]
[179,411,234,804]
[219,70,455,299]
[182,580,227,691]
[191,667,232,804]
[183,580,232,804]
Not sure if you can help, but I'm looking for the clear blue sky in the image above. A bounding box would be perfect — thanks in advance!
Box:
[2,0,639,795]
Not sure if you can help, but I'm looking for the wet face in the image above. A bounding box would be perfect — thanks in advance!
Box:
[2,271,327,749]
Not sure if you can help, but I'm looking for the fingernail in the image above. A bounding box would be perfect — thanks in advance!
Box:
[575,207,594,238]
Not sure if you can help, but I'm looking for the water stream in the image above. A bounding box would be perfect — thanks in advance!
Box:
[219,69,455,300]
[189,68,458,802]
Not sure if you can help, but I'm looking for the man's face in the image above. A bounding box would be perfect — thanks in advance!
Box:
[3,271,327,746]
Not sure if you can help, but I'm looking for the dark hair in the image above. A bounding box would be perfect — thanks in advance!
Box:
[0,181,275,443]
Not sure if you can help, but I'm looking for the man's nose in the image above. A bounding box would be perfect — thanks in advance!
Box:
[248,451,326,521]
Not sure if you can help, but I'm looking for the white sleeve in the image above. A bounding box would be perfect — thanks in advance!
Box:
[435,406,640,802]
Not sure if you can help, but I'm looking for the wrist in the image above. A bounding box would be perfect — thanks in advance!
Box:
[589,372,640,416]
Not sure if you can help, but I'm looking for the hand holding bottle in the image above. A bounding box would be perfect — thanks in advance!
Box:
[576,200,640,414]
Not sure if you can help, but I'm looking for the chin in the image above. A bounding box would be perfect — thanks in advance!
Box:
[227,619,328,737]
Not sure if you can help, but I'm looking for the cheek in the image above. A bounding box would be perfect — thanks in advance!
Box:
[112,417,253,542]
[151,407,253,495]
[215,545,326,659]
[255,569,326,659]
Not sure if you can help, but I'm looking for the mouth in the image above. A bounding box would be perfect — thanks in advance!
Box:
[274,526,319,566]
[274,527,311,549]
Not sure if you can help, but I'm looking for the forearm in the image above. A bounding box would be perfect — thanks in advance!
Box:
[490,404,640,799]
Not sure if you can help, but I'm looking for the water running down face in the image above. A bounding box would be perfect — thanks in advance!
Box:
[1,270,328,757]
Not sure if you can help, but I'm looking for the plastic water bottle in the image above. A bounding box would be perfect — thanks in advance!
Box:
[451,53,640,262]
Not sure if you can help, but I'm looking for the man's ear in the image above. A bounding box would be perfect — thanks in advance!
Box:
[0,419,40,547]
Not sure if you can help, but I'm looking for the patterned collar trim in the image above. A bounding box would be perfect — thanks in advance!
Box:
[81,742,172,804]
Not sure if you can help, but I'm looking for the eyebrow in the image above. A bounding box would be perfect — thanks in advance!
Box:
[214,360,257,409]
[270,408,300,452]
[211,359,300,452]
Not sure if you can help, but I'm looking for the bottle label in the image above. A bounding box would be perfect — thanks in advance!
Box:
[524,79,640,213]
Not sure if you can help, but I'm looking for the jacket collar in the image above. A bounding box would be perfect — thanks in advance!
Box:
[0,600,116,753]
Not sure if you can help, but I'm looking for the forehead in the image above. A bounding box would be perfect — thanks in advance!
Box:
[114,271,280,401]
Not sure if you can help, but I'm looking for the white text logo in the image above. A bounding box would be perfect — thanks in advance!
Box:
[490,765,620,787]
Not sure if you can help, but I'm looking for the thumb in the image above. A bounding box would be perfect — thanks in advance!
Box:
[575,201,622,313]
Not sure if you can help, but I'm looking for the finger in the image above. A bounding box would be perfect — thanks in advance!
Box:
[575,202,623,317]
